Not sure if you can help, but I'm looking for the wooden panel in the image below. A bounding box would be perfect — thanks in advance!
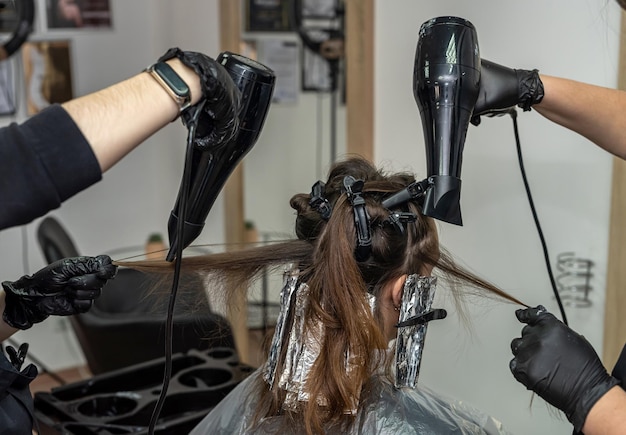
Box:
[219,0,250,364]
[345,0,374,161]
[603,10,626,368]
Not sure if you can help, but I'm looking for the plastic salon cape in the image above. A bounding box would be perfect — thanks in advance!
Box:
[190,369,509,435]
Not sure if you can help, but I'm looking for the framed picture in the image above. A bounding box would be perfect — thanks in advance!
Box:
[0,1,20,33]
[22,40,74,115]
[46,0,112,29]
[245,0,293,32]
[0,58,16,116]
[302,0,338,19]
[301,42,332,92]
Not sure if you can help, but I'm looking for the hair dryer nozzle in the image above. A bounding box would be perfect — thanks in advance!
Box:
[422,175,462,225]
[415,16,480,226]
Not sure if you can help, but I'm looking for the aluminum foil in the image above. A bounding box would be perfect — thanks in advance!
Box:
[262,269,299,387]
[265,275,378,412]
[395,274,438,388]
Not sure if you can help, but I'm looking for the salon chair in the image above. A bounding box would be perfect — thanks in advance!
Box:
[36,216,237,375]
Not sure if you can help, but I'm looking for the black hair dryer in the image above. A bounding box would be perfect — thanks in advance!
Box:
[166,52,276,261]
[414,16,480,226]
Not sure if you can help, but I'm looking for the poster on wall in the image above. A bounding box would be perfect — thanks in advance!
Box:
[302,0,337,19]
[245,0,293,32]
[0,1,20,32]
[46,0,112,29]
[0,59,16,116]
[22,40,74,115]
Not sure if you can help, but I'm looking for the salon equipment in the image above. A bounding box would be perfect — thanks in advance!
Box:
[165,52,276,261]
[412,16,480,226]
[34,347,253,435]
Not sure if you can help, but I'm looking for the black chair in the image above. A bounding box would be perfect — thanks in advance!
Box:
[36,216,237,375]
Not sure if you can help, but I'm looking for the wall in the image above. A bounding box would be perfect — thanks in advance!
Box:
[374,1,621,434]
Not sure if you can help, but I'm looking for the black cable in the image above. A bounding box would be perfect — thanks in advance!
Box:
[509,110,568,325]
[147,102,205,434]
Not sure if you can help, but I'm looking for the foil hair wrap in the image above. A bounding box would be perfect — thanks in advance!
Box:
[395,274,438,388]
[263,272,377,413]
[263,269,299,387]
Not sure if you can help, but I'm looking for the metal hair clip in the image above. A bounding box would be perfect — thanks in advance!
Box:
[309,180,332,220]
[382,178,430,210]
[343,176,372,262]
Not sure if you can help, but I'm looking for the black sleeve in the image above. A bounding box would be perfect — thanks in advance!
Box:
[0,104,102,230]
[0,349,37,434]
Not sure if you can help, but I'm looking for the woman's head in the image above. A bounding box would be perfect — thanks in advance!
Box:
[291,157,439,293]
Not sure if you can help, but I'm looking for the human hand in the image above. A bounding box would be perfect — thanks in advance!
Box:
[158,47,241,150]
[471,59,544,126]
[2,255,117,330]
[510,305,620,432]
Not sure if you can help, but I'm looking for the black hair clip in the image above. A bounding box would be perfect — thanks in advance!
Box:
[343,176,372,262]
[382,178,430,210]
[385,211,417,233]
[395,308,447,328]
[309,180,332,220]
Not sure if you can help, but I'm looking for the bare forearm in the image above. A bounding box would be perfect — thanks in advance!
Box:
[62,59,202,172]
[0,290,17,342]
[534,75,626,159]
[582,386,626,435]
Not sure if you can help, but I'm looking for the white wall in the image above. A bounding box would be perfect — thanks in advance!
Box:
[375,1,621,434]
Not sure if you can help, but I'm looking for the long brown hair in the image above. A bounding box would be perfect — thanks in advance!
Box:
[116,156,525,434]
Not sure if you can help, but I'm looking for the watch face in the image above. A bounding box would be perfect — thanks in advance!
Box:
[148,62,191,111]
[154,63,189,97]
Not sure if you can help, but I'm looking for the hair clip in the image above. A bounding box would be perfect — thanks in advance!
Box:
[382,178,430,210]
[343,176,372,262]
[309,180,332,220]
[384,211,417,233]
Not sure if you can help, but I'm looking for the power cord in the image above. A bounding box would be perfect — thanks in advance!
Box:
[147,101,205,434]
[509,109,568,326]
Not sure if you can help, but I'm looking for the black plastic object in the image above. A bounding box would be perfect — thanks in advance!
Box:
[0,0,34,60]
[34,347,254,434]
[166,52,276,261]
[414,16,481,226]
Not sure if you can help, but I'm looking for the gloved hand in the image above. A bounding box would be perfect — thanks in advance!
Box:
[510,305,620,432]
[471,59,545,126]
[158,47,241,150]
[2,255,117,330]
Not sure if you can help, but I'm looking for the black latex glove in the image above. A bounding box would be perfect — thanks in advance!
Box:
[2,255,117,330]
[158,47,241,150]
[471,59,545,126]
[510,305,620,432]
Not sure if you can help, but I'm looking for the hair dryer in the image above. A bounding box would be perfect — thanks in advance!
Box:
[166,52,276,261]
[414,16,480,226]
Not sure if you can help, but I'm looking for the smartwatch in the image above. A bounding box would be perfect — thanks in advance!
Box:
[145,61,192,113]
